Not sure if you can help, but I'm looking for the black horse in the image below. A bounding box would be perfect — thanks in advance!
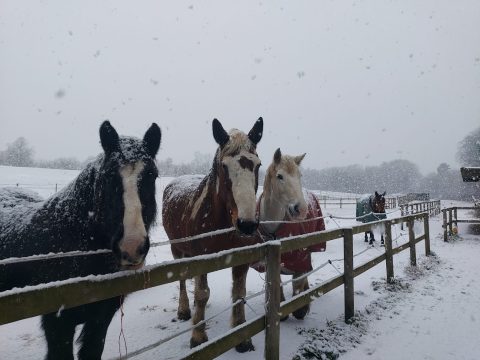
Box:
[356,191,387,245]
[0,121,161,360]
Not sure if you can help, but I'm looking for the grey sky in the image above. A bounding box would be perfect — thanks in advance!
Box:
[1,1,479,174]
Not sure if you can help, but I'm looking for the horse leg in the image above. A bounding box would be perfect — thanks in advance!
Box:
[280,284,289,321]
[292,273,310,320]
[178,279,191,320]
[172,249,191,320]
[41,313,76,360]
[381,232,385,245]
[190,274,210,348]
[364,231,368,242]
[369,231,375,245]
[232,264,255,352]
[77,297,121,360]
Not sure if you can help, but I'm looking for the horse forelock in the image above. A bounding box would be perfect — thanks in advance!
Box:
[220,129,256,158]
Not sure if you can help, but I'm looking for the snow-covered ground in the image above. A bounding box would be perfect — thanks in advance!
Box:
[1,166,479,359]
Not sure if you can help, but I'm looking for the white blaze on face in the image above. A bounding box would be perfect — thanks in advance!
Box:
[119,161,147,264]
[222,152,260,221]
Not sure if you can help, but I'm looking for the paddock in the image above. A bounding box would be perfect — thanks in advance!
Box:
[0,168,450,359]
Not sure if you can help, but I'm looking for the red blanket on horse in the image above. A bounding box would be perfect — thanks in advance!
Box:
[251,191,326,274]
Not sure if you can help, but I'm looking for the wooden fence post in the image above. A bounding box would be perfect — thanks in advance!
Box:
[384,221,394,283]
[408,219,417,266]
[423,213,430,256]
[454,208,458,228]
[265,242,281,360]
[448,209,453,235]
[343,228,354,323]
[442,209,448,241]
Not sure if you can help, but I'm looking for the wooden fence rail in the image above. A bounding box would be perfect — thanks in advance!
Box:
[441,206,480,241]
[1,213,431,360]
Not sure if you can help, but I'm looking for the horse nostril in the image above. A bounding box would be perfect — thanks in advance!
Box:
[294,204,300,214]
[121,251,130,261]
[137,241,149,257]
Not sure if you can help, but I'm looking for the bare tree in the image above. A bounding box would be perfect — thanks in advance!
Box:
[1,137,34,167]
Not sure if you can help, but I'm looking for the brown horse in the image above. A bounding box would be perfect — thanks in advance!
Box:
[252,148,326,320]
[162,118,263,352]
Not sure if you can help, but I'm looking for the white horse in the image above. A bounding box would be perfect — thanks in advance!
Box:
[253,148,326,320]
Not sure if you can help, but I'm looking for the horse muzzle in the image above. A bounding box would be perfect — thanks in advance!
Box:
[236,219,259,235]
[118,236,150,268]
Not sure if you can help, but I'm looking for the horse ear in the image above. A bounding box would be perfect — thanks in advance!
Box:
[99,120,120,154]
[273,148,282,164]
[248,117,263,145]
[212,118,229,147]
[375,191,379,197]
[143,123,161,157]
[382,191,386,196]
[294,153,306,165]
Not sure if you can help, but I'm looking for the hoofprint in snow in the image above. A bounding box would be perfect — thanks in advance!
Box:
[1,166,479,359]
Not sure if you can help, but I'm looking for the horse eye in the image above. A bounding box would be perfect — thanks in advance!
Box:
[277,174,283,180]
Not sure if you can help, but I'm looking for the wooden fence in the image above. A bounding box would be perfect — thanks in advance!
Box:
[442,206,480,241]
[400,200,441,217]
[0,211,432,360]
[317,196,397,209]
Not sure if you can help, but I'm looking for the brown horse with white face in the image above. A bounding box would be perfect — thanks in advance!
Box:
[162,118,263,352]
[253,148,326,320]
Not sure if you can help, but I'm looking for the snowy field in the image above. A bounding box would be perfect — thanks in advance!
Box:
[1,166,479,359]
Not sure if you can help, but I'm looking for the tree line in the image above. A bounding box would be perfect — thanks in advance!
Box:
[1,127,479,201]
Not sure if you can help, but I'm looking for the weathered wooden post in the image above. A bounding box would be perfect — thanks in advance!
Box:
[265,241,281,360]
[343,228,354,322]
[408,219,417,266]
[340,198,342,209]
[423,213,430,256]
[442,209,448,241]
[454,207,458,228]
[400,205,405,230]
[448,209,453,235]
[384,221,394,283]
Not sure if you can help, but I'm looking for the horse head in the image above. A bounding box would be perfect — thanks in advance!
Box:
[372,191,386,213]
[212,117,263,235]
[265,148,308,220]
[95,121,161,269]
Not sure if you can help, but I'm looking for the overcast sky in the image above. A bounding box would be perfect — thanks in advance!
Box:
[1,1,479,174]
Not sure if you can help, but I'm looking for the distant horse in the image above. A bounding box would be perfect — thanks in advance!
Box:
[356,191,387,245]
[0,121,161,360]
[251,148,326,320]
[162,118,263,352]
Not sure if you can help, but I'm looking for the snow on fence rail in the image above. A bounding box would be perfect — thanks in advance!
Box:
[0,212,433,360]
[442,205,480,241]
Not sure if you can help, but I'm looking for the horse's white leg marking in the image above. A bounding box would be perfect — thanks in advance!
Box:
[119,161,147,264]
[191,274,210,346]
